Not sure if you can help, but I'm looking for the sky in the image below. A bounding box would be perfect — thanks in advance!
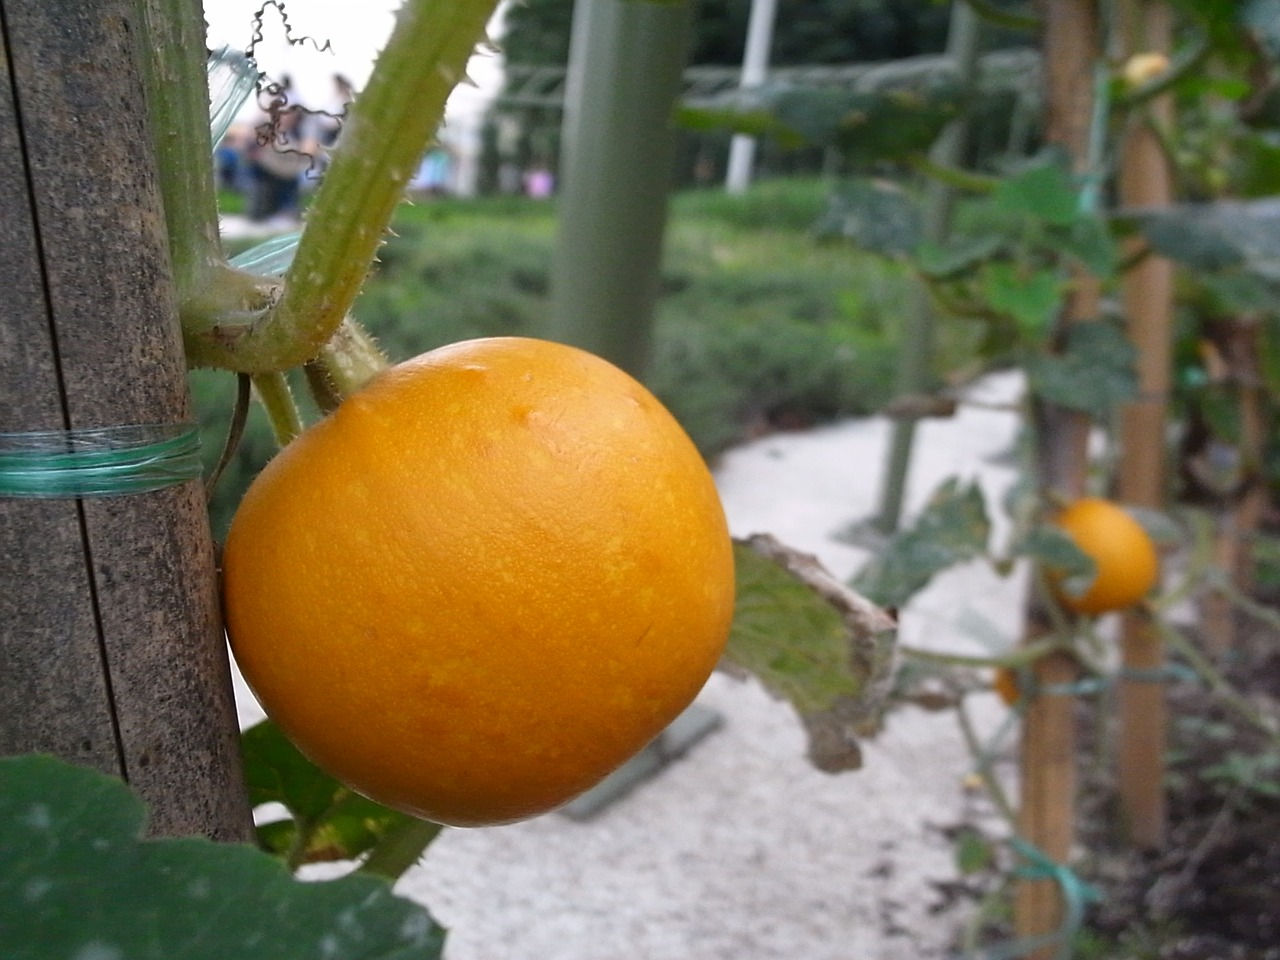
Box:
[202,0,507,125]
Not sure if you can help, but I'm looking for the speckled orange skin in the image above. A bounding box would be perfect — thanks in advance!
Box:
[1053,497,1159,616]
[223,337,735,827]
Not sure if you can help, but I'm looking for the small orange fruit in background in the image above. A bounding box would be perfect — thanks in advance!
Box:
[222,337,735,827]
[1051,497,1159,615]
[992,666,1022,707]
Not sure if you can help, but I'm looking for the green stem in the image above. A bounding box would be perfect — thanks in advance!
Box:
[1154,617,1280,742]
[962,0,1040,32]
[906,155,1000,194]
[900,638,1066,671]
[359,818,444,881]
[135,0,292,367]
[252,373,305,446]
[303,318,389,413]
[185,0,499,372]
[316,317,391,398]
[283,816,320,872]
[956,697,1017,824]
[135,0,225,292]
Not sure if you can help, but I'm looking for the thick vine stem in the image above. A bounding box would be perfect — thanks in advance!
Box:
[183,0,501,373]
[314,317,391,398]
[135,0,233,309]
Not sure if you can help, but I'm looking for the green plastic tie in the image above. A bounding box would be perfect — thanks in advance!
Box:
[0,424,203,499]
[1119,662,1199,685]
[1039,675,1110,697]
[977,838,1100,960]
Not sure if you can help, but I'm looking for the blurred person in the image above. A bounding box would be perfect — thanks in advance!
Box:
[244,75,310,223]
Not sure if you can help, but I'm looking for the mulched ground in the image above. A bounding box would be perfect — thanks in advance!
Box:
[1083,605,1280,959]
[933,599,1280,959]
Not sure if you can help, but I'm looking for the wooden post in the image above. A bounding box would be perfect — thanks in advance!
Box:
[1116,0,1175,851]
[0,1,253,840]
[1015,1,1099,954]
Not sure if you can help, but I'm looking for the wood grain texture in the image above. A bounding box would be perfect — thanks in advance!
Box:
[1116,0,1174,851]
[1015,2,1099,954]
[0,1,252,840]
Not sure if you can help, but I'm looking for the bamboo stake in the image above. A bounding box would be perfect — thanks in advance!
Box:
[1014,2,1100,954]
[1116,0,1175,851]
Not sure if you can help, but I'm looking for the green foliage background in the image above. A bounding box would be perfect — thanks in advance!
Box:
[501,0,954,69]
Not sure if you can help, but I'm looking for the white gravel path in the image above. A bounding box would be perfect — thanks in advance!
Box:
[233,371,1030,959]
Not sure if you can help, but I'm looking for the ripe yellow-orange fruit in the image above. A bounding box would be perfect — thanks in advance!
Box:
[1052,497,1159,616]
[222,337,735,827]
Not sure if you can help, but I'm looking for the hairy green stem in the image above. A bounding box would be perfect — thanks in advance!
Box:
[315,317,390,396]
[252,373,305,446]
[303,318,389,413]
[134,0,224,291]
[135,0,298,368]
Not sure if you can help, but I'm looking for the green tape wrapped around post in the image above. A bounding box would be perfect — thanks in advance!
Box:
[0,424,202,499]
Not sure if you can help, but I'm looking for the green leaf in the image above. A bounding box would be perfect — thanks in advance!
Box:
[242,720,430,869]
[823,85,963,166]
[991,162,1080,227]
[674,103,809,150]
[1232,131,1280,198]
[682,80,963,167]
[1130,206,1247,271]
[725,535,897,773]
[242,719,347,821]
[1048,215,1118,277]
[851,478,992,609]
[1024,320,1139,418]
[1013,526,1096,595]
[814,179,923,257]
[981,262,1064,339]
[0,755,446,960]
[915,233,1007,279]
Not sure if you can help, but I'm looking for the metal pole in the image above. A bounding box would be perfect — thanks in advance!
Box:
[724,0,779,194]
[548,0,694,378]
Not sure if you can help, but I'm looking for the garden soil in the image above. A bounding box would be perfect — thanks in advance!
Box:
[232,369,1279,958]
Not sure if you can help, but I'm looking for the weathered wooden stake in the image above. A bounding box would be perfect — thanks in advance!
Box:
[1015,1,1099,954]
[0,1,253,840]
[1116,0,1175,851]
